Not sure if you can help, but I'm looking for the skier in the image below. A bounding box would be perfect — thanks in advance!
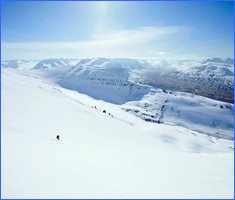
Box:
[56,135,60,141]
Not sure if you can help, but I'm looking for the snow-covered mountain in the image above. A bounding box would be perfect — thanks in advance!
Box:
[1,59,39,70]
[3,57,232,139]
[1,58,80,70]
[139,58,234,103]
[20,57,233,141]
[56,58,150,104]
[143,58,234,78]
[33,58,80,69]
[183,58,234,78]
[122,89,233,140]
[2,68,234,198]
[2,57,233,102]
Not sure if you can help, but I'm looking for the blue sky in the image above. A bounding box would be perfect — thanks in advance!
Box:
[1,1,234,60]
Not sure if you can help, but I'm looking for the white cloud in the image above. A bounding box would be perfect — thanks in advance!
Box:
[91,26,183,45]
[148,51,168,57]
[2,26,187,60]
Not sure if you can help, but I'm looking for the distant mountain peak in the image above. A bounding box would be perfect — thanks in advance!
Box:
[202,57,234,64]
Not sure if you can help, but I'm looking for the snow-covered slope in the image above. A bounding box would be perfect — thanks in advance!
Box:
[29,58,234,140]
[143,58,234,78]
[122,89,234,140]
[183,58,234,79]
[75,57,148,70]
[140,58,234,103]
[1,58,80,70]
[51,58,151,104]
[33,58,78,69]
[2,57,233,103]
[1,59,39,70]
[2,68,234,198]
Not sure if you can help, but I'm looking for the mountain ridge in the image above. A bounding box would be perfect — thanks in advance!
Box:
[2,57,234,103]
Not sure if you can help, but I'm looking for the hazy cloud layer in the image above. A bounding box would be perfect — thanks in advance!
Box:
[2,26,187,60]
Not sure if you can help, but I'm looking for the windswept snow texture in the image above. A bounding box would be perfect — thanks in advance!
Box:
[2,68,234,198]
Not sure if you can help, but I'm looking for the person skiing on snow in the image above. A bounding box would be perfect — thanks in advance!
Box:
[56,135,60,141]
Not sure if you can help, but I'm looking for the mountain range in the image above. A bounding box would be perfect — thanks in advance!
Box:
[2,57,233,104]
[2,57,233,140]
[2,57,234,198]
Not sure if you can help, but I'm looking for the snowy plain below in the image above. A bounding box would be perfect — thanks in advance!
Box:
[1,68,234,199]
